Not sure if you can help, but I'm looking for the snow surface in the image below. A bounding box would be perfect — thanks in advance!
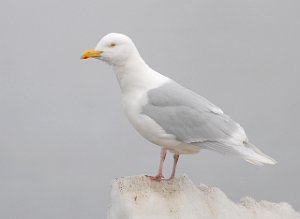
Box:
[107,175,300,219]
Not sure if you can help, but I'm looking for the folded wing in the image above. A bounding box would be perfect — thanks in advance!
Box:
[142,81,276,165]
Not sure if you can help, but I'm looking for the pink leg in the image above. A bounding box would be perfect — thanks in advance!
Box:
[167,154,180,180]
[146,148,167,181]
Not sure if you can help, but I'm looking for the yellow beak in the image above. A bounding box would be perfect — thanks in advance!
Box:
[80,49,102,59]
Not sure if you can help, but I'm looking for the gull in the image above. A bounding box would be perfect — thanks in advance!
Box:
[81,33,276,181]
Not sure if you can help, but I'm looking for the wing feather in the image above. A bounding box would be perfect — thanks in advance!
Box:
[142,81,276,165]
[142,81,243,144]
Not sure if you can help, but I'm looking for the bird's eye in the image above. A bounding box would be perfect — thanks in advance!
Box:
[109,43,116,48]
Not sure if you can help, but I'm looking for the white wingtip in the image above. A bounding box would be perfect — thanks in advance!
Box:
[242,143,277,166]
[244,155,277,166]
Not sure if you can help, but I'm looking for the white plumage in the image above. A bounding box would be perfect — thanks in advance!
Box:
[81,33,276,180]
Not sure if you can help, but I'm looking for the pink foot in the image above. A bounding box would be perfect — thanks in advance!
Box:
[146,174,164,181]
[166,176,175,181]
[146,148,167,181]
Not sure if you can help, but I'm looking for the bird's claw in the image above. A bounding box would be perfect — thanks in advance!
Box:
[145,174,164,181]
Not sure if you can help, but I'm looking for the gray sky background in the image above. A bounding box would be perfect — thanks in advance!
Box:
[1,0,299,218]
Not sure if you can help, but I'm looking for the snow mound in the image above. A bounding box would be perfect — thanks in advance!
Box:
[107,175,300,219]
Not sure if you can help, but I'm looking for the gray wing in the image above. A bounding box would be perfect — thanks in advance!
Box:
[142,81,242,145]
[142,81,278,166]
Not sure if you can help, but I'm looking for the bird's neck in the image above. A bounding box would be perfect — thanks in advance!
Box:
[113,53,147,76]
[113,54,166,94]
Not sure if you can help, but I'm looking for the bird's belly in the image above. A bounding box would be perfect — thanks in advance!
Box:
[127,109,180,146]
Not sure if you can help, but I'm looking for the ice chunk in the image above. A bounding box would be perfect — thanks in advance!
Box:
[107,175,300,219]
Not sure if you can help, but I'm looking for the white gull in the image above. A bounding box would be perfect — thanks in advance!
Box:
[81,33,276,180]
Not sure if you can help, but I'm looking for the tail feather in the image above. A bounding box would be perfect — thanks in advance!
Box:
[242,142,277,166]
[198,141,277,166]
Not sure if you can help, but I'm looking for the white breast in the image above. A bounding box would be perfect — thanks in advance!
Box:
[122,89,177,146]
[116,66,180,148]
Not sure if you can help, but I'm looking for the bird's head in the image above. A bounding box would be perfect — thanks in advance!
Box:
[81,33,138,66]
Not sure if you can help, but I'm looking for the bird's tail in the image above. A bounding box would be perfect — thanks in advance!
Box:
[241,142,277,166]
[199,141,277,166]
